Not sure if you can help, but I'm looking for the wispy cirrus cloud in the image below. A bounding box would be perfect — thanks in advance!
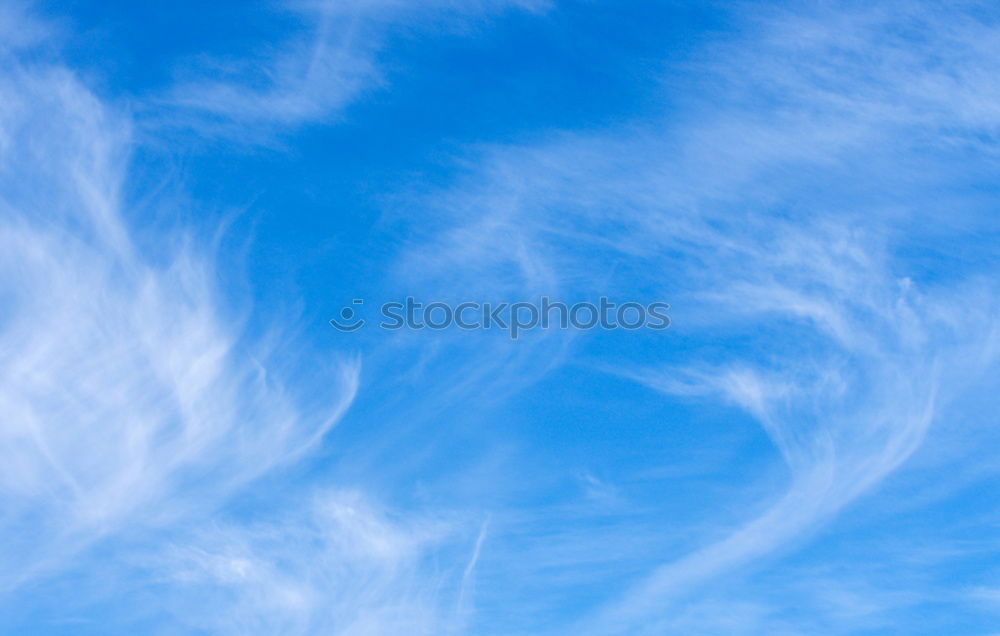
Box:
[0,14,359,600]
[148,490,469,634]
[0,5,518,632]
[157,0,549,139]
[4,0,1000,633]
[388,2,1000,632]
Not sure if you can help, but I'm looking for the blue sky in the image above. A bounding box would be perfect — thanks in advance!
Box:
[1,0,999,633]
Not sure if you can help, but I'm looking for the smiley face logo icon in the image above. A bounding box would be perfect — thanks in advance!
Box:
[329,299,365,332]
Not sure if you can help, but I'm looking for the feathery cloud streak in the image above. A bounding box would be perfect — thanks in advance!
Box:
[393,3,1000,632]
[0,8,359,613]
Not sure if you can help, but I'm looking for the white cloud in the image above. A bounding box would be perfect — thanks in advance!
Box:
[0,23,358,594]
[159,0,549,138]
[389,3,1000,632]
[152,490,466,634]
[3,1,999,632]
